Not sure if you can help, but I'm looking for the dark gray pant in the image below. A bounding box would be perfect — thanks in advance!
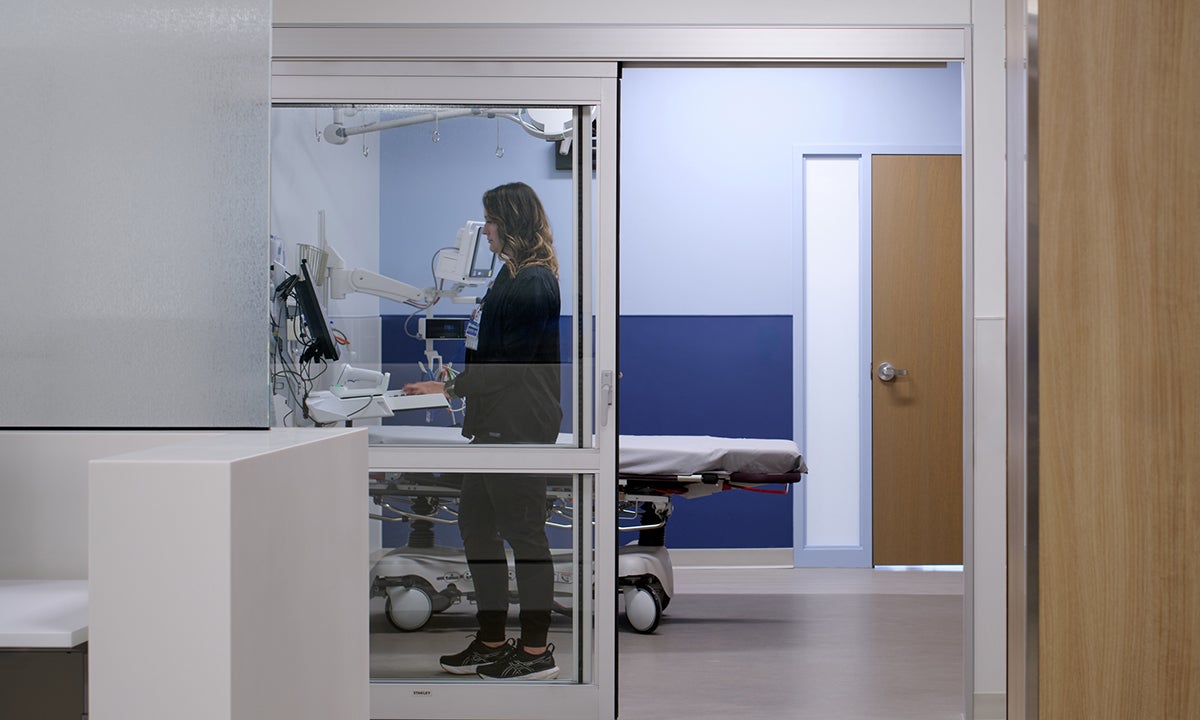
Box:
[459,474,553,647]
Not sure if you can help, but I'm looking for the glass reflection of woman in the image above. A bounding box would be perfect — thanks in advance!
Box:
[403,182,562,680]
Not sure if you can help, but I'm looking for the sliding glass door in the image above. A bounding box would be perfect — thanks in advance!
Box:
[270,64,618,720]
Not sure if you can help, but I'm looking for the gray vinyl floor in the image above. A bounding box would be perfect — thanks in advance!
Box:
[616,567,964,720]
[369,566,964,719]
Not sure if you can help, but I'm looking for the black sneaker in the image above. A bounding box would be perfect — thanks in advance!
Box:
[439,637,515,675]
[477,642,560,680]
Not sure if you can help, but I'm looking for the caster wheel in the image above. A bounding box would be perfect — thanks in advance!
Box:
[384,585,433,631]
[624,586,662,633]
[650,579,671,610]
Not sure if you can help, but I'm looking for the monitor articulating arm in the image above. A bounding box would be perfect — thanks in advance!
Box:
[323,244,433,309]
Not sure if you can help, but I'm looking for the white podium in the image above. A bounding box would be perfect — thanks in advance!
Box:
[88,428,368,720]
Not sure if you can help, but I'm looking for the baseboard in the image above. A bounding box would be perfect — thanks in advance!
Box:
[793,545,872,568]
[667,547,793,568]
[973,692,1006,720]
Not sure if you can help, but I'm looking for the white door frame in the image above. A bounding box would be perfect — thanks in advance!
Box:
[271,23,983,720]
[793,142,966,571]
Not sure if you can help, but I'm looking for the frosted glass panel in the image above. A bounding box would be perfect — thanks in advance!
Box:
[803,157,862,546]
[0,1,270,427]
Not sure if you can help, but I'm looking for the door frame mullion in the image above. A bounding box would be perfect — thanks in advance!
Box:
[272,64,618,720]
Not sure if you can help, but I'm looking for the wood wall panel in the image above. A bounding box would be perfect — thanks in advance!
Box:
[1039,1,1200,718]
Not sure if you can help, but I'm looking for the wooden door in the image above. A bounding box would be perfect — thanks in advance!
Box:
[1036,2,1200,718]
[871,154,962,566]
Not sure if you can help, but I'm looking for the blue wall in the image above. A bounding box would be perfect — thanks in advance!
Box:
[378,109,577,316]
[380,314,794,548]
[375,65,962,550]
[614,65,961,548]
[619,316,794,547]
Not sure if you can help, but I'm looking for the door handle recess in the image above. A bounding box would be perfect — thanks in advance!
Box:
[876,362,908,382]
[600,370,614,426]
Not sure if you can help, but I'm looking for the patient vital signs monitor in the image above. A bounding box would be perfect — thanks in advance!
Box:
[435,221,497,285]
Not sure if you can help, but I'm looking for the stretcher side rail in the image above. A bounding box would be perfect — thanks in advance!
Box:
[370,472,670,533]
[619,470,804,501]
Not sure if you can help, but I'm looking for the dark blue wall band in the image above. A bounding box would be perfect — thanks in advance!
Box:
[380,314,794,549]
[619,315,794,548]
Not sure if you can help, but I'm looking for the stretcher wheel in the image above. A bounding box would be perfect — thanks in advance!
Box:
[624,586,662,634]
[384,585,433,632]
[656,583,671,610]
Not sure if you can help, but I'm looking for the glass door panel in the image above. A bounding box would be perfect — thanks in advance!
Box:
[269,104,592,448]
[269,66,616,720]
[368,471,592,684]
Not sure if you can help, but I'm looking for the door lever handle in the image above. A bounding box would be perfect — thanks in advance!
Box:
[600,370,614,426]
[876,362,908,382]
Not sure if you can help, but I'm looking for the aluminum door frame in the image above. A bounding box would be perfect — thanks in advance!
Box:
[272,63,619,720]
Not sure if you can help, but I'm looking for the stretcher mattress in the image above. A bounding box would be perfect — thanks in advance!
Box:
[367,426,806,477]
[617,435,806,476]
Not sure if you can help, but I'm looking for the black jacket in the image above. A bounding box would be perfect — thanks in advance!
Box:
[454,263,562,443]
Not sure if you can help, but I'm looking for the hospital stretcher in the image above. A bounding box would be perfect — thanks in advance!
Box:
[366,427,806,633]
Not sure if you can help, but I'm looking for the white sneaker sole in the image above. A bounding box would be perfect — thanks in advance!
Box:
[478,666,560,680]
[441,663,485,674]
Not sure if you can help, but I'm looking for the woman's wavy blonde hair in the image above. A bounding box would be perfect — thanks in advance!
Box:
[483,182,559,278]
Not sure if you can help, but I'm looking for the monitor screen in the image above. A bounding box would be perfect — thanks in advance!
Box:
[294,259,339,363]
[468,224,497,280]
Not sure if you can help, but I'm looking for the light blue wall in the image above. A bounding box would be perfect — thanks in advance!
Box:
[378,112,577,315]
[376,66,962,318]
[620,64,963,316]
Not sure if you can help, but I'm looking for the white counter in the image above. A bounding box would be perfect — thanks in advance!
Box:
[0,580,88,649]
[88,427,368,720]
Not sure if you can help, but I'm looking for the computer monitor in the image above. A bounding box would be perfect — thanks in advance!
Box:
[294,259,340,364]
[435,221,497,285]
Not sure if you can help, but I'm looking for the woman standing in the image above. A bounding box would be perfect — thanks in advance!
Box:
[404,181,562,680]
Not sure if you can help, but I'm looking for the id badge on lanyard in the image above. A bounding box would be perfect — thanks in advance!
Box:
[464,304,482,351]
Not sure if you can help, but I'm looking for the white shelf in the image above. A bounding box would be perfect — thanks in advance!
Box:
[0,580,88,649]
